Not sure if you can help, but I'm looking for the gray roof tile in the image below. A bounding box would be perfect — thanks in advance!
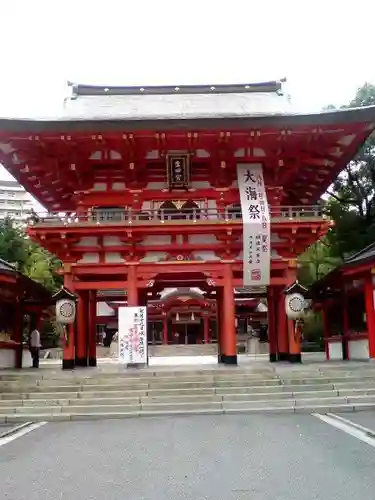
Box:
[63,90,293,121]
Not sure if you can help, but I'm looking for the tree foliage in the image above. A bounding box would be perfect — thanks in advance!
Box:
[298,82,375,285]
[0,216,61,291]
[298,240,340,287]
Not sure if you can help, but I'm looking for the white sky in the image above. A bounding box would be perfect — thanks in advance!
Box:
[1,0,375,184]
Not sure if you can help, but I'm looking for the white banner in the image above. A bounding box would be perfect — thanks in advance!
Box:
[118,306,148,364]
[237,163,271,286]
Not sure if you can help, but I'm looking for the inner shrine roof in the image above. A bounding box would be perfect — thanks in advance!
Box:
[0,258,51,303]
[0,259,16,272]
[309,242,375,298]
[343,241,375,267]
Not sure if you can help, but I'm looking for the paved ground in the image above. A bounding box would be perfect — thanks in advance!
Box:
[1,413,375,500]
[340,410,375,431]
[0,423,16,435]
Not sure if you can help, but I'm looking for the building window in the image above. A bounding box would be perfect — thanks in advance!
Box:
[8,192,15,197]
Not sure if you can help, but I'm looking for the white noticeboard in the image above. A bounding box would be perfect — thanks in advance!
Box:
[237,163,271,287]
[118,306,148,364]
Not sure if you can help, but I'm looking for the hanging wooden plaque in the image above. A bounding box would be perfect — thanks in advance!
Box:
[166,154,190,189]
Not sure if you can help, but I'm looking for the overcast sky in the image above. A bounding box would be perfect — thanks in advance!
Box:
[1,0,375,182]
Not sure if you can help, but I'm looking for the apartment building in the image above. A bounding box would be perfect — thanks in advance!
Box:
[0,180,35,223]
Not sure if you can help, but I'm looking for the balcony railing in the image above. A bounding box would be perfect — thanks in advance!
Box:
[27,206,326,228]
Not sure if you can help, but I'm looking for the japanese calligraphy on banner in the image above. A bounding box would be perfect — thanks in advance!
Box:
[237,163,271,286]
[118,306,148,365]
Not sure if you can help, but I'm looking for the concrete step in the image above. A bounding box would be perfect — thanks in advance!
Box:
[2,401,375,423]
[149,344,218,357]
[0,389,352,409]
[337,387,375,397]
[3,391,375,414]
[1,363,375,381]
[0,379,285,394]
[4,380,375,399]
[2,363,375,422]
[4,383,375,404]
[4,373,375,392]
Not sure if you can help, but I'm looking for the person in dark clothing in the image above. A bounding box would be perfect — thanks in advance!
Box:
[30,327,41,368]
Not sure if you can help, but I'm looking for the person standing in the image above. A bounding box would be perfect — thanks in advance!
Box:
[110,331,119,358]
[30,327,41,368]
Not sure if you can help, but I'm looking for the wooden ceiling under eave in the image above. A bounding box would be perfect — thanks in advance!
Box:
[0,111,373,210]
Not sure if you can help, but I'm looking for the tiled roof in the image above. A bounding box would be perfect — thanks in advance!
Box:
[0,258,16,272]
[63,80,293,121]
[344,241,375,266]
[309,241,375,296]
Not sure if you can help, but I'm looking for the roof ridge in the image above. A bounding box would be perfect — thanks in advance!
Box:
[345,241,375,262]
[0,258,16,270]
[68,80,286,98]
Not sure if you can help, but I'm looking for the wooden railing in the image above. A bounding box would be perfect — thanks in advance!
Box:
[27,206,326,227]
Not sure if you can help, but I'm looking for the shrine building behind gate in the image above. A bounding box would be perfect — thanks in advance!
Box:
[0,80,375,368]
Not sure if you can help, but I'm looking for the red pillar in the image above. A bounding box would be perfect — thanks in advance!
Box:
[216,289,223,362]
[13,301,24,369]
[62,274,75,370]
[88,290,97,367]
[221,263,237,364]
[321,304,330,360]
[203,316,209,344]
[275,287,289,361]
[127,266,138,306]
[364,273,375,359]
[288,319,302,363]
[75,292,88,366]
[342,292,349,360]
[267,287,278,362]
[162,315,168,344]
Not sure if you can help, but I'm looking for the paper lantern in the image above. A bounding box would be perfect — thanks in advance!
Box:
[56,299,76,324]
[285,293,306,319]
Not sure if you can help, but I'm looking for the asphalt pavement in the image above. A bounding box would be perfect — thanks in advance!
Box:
[1,413,375,500]
[0,423,16,434]
[338,410,375,431]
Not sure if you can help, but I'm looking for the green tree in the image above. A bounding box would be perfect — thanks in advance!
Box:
[0,216,61,290]
[298,82,375,290]
[23,243,62,291]
[0,217,28,268]
[324,82,375,258]
[298,239,340,286]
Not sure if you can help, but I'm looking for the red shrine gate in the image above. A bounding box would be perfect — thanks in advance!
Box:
[0,80,374,368]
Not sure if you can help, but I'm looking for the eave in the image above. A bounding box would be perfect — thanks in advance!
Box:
[0,104,375,133]
[0,106,374,210]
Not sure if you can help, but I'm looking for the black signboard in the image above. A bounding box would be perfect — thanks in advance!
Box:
[167,154,190,189]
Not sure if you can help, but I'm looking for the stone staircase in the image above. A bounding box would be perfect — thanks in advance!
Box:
[1,364,375,422]
[148,344,218,357]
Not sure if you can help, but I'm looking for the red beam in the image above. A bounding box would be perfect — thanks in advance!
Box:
[74,281,129,290]
[342,263,373,277]
[72,265,129,275]
[0,275,17,284]
[28,220,328,237]
[65,242,304,254]
[74,277,288,290]
[70,260,290,276]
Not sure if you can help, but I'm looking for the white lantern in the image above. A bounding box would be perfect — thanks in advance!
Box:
[56,299,76,324]
[285,293,306,319]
